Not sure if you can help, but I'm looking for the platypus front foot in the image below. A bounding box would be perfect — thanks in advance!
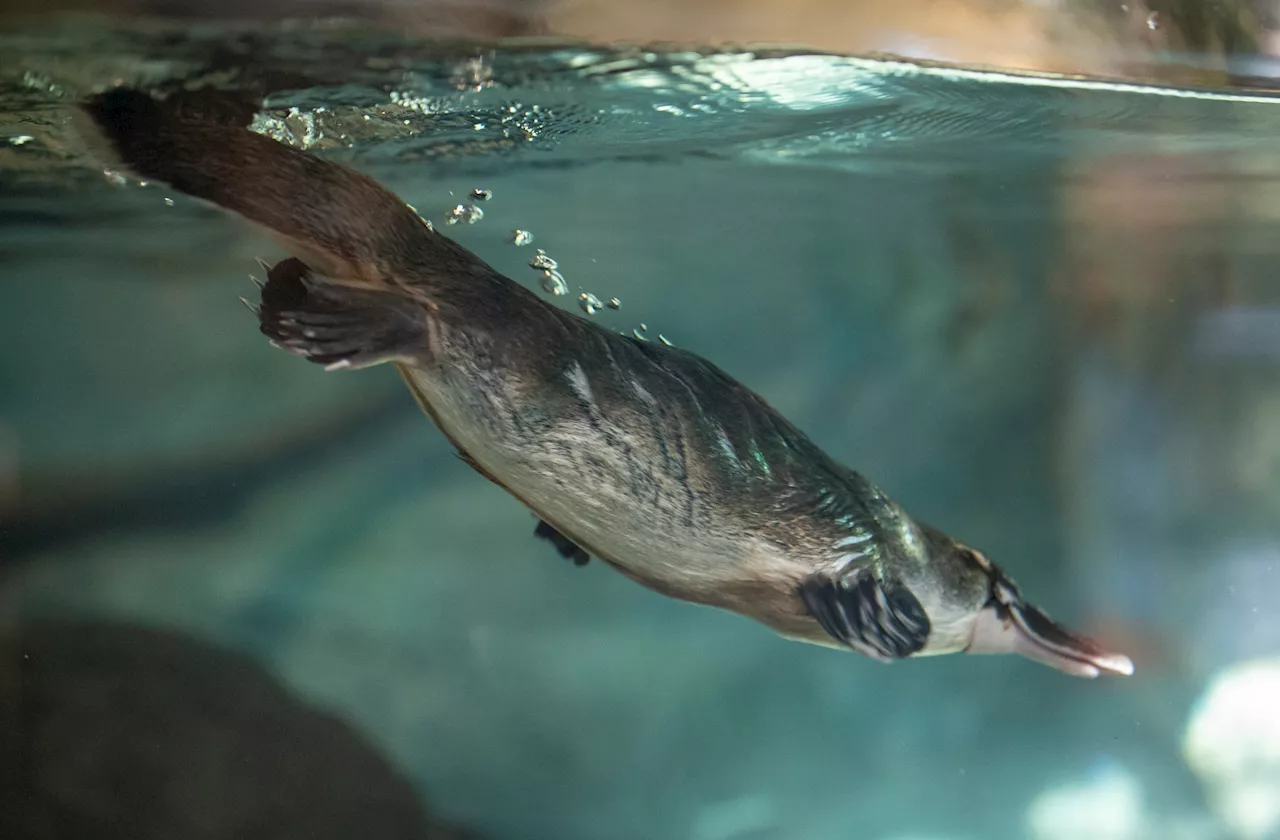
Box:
[798,568,931,662]
[533,519,591,567]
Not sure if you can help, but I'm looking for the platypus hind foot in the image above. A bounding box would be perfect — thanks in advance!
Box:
[255,257,429,371]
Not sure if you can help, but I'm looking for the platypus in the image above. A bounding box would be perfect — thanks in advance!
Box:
[77,88,1133,678]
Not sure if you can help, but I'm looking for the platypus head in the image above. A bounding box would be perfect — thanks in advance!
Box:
[921,528,1135,678]
[800,512,1134,678]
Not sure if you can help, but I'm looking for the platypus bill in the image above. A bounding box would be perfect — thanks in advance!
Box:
[78,88,1133,679]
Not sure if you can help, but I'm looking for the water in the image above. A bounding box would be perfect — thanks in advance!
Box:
[3,17,1280,840]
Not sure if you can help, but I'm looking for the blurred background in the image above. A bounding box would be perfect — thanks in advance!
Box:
[3,2,1280,840]
[3,0,1280,82]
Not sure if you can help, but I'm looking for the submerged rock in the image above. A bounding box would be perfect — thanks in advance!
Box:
[0,618,481,840]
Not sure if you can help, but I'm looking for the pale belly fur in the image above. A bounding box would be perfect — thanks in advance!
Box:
[398,359,813,611]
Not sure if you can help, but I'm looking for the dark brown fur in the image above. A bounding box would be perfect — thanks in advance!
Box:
[80,88,433,287]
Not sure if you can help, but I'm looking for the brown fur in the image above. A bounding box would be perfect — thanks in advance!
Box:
[77,88,431,288]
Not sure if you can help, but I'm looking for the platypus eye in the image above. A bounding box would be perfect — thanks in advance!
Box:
[958,546,1020,605]
[951,543,986,569]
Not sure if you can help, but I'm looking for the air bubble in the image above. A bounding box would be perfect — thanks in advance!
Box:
[470,188,492,201]
[451,55,494,91]
[407,204,435,231]
[163,197,175,206]
[102,169,127,187]
[511,229,535,246]
[541,270,568,296]
[530,249,558,271]
[8,135,32,146]
[578,293,603,315]
[445,203,484,225]
[607,297,621,310]
[1146,11,1159,29]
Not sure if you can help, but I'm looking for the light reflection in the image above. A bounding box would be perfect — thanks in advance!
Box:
[1025,762,1144,840]
[1183,657,1280,840]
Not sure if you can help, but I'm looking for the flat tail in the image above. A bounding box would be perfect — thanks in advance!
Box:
[74,87,432,284]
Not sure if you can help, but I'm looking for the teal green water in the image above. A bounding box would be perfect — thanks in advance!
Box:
[3,20,1280,840]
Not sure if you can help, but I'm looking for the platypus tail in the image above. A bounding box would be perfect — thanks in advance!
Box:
[75,87,434,287]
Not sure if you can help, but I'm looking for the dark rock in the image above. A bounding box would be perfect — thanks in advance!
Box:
[0,618,480,840]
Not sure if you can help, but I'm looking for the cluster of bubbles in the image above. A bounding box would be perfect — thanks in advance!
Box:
[632,323,673,345]
[444,186,490,226]
[97,165,667,343]
[439,189,636,322]
[450,55,495,93]
[444,203,484,225]
[533,250,569,297]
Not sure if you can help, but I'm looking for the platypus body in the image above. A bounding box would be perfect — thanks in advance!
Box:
[79,88,1132,678]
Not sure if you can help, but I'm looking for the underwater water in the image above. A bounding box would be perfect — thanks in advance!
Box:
[3,17,1280,840]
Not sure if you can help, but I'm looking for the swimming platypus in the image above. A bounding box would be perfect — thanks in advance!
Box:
[78,88,1133,678]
